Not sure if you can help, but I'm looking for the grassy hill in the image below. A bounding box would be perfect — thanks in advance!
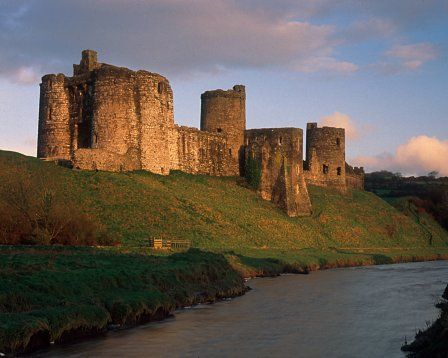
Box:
[1,150,447,261]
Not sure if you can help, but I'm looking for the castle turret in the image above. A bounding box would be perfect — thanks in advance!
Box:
[37,74,71,160]
[305,122,346,191]
[200,85,246,173]
[73,49,100,76]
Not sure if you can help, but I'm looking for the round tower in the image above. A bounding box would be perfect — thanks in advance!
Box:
[37,74,71,160]
[200,85,246,171]
[305,122,346,190]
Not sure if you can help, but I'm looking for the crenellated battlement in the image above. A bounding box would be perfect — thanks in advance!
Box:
[73,49,100,76]
[201,85,246,100]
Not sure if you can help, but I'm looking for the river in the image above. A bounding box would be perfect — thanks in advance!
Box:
[40,260,448,357]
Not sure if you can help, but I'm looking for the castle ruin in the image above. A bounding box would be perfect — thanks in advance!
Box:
[38,50,364,217]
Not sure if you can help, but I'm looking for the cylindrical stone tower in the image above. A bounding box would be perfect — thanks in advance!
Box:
[200,85,246,172]
[305,122,346,190]
[37,74,71,160]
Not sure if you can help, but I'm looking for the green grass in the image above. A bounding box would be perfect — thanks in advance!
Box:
[0,247,245,354]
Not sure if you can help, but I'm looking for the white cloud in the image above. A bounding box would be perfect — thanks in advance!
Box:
[352,135,448,176]
[386,42,440,71]
[9,66,40,84]
[319,111,371,140]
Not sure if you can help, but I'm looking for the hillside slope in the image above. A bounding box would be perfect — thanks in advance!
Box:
[1,150,447,255]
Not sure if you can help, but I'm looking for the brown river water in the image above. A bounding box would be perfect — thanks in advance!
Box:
[39,260,448,358]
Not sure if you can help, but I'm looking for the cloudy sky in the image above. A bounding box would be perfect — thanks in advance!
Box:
[0,0,447,175]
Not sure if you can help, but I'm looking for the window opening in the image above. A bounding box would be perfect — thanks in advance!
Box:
[77,122,91,148]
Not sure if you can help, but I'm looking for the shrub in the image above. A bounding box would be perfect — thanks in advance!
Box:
[245,155,262,190]
[0,168,119,246]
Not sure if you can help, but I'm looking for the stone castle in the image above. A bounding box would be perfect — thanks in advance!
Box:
[37,50,364,217]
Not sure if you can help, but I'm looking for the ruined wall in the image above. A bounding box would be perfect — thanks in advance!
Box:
[304,123,346,192]
[245,128,311,217]
[73,50,100,75]
[38,50,175,175]
[171,126,236,175]
[345,163,365,190]
[73,148,140,171]
[137,71,174,175]
[89,65,140,163]
[37,74,71,160]
[39,50,237,177]
[76,66,174,174]
[200,85,245,175]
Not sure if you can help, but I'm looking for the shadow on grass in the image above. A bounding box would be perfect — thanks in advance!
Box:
[223,250,309,276]
[333,248,395,265]
[370,254,394,265]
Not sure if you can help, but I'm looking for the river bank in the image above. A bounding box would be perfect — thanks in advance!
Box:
[402,284,448,357]
[40,260,448,358]
[2,246,448,356]
[0,247,247,355]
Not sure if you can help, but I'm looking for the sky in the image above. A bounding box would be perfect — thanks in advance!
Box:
[0,0,447,175]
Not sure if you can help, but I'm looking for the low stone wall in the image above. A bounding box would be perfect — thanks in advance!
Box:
[73,148,141,172]
[303,172,347,193]
[303,159,347,193]
[345,163,365,190]
[172,126,238,176]
[346,173,364,190]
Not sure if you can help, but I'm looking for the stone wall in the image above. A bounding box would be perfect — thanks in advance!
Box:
[200,85,245,174]
[304,122,346,192]
[38,50,175,175]
[136,70,174,175]
[345,163,365,190]
[245,128,311,217]
[73,148,140,171]
[171,126,237,176]
[37,74,71,160]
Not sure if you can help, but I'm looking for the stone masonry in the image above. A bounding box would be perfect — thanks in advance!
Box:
[201,85,246,173]
[37,50,364,217]
[304,123,347,192]
[245,128,312,217]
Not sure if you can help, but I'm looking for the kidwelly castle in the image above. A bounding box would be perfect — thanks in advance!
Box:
[37,50,364,217]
